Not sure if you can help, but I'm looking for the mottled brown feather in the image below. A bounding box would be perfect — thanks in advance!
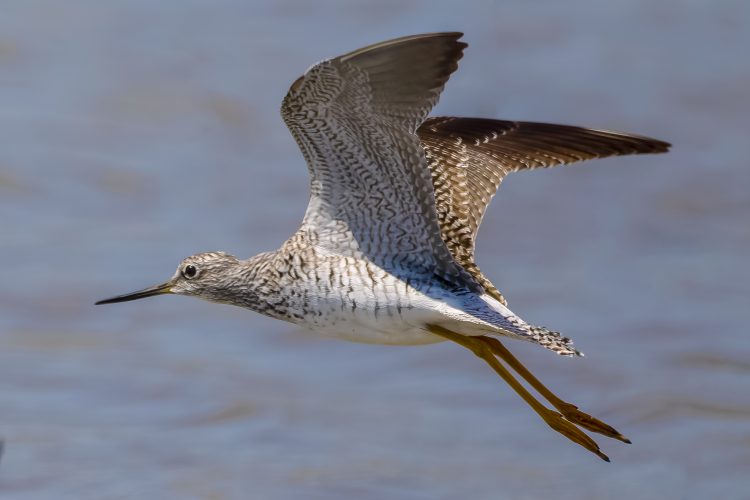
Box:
[418,117,670,304]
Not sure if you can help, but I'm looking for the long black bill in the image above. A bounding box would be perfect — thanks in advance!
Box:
[95,282,172,305]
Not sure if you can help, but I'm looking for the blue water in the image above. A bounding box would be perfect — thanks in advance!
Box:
[1,1,749,498]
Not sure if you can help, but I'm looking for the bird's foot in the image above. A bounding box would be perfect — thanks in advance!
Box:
[540,408,610,462]
[556,402,631,444]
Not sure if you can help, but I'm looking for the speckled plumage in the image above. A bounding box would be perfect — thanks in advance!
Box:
[98,32,670,461]
[236,32,665,353]
[100,32,668,353]
[419,117,670,306]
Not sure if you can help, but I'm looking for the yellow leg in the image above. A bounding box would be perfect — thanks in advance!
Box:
[426,325,610,462]
[478,336,630,444]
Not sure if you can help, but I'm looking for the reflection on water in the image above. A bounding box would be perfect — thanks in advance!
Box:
[1,1,749,499]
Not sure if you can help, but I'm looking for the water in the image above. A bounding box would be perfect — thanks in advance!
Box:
[1,1,749,498]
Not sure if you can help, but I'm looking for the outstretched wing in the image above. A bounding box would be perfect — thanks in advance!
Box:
[281,33,481,290]
[418,117,670,303]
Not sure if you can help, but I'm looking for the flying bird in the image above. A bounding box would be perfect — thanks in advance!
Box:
[97,32,670,461]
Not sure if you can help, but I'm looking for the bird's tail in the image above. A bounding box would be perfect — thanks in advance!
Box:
[476,293,582,356]
[526,324,582,357]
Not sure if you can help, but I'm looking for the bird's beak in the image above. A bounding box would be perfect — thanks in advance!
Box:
[95,281,173,305]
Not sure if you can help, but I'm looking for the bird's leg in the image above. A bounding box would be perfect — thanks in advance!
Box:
[477,336,630,444]
[426,324,609,462]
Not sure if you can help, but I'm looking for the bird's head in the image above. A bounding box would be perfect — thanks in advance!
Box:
[96,252,241,305]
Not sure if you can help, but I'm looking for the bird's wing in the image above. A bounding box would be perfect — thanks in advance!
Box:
[281,33,481,290]
[418,117,670,303]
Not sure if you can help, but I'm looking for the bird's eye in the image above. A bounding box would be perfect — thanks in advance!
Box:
[183,264,198,279]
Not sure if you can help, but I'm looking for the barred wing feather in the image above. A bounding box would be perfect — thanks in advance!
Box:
[281,33,482,291]
[418,117,670,303]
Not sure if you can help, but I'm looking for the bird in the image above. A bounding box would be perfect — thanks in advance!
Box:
[96,32,670,461]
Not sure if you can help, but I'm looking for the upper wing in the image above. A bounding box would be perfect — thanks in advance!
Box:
[281,34,481,290]
[418,117,670,302]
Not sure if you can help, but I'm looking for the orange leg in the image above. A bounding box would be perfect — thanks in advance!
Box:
[426,324,610,462]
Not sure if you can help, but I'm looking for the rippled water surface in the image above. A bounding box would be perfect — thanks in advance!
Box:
[1,1,749,499]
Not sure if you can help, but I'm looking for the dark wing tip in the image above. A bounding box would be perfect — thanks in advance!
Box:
[647,138,671,153]
[282,32,469,130]
[421,117,671,161]
[339,32,468,84]
[286,32,468,101]
[339,32,466,63]
[585,127,671,155]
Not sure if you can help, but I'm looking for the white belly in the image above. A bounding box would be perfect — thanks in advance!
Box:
[275,254,518,345]
[299,291,447,345]
[296,282,511,346]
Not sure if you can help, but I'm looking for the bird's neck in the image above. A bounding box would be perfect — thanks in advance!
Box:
[213,251,292,320]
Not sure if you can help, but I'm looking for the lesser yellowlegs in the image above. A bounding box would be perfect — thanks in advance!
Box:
[97,32,670,460]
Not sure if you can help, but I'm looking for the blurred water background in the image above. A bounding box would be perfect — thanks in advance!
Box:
[1,1,749,499]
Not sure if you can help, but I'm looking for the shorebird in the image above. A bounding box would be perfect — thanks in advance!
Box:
[97,32,669,461]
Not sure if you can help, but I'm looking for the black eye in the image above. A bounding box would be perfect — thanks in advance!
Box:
[183,265,197,278]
